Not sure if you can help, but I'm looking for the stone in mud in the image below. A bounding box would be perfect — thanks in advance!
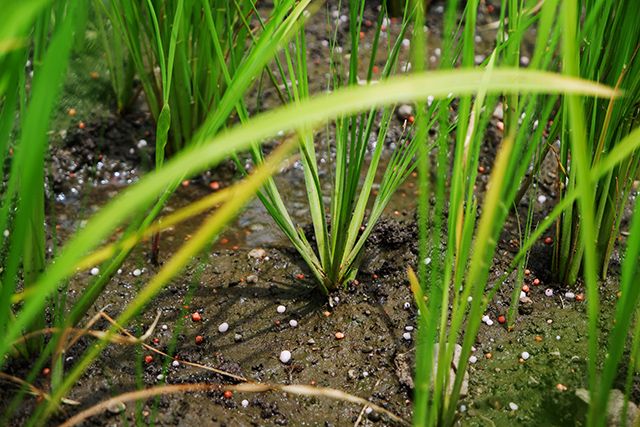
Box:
[519,296,534,315]
[106,401,126,415]
[397,104,414,120]
[248,248,266,260]
[394,344,469,397]
[576,388,639,427]
[493,104,504,120]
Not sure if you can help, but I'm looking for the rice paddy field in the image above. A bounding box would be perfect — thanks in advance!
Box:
[1,0,639,426]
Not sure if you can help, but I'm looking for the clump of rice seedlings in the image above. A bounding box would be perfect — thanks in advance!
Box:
[407,0,640,425]
[244,0,429,295]
[553,0,640,288]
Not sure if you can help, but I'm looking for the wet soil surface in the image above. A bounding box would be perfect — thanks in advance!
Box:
[2,1,639,427]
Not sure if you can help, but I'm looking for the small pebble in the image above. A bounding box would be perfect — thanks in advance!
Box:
[162,324,168,330]
[469,356,478,363]
[90,267,99,276]
[403,302,411,309]
[493,104,504,119]
[556,335,561,340]
[137,139,148,148]
[565,292,575,299]
[397,104,413,120]
[482,315,490,324]
[365,407,373,415]
[486,320,494,326]
[277,305,286,314]
[402,332,411,340]
[405,326,414,331]
[509,402,519,411]
[289,319,298,327]
[157,374,164,380]
[241,399,249,408]
[538,195,547,204]
[248,248,266,259]
[545,289,553,297]
[280,350,292,363]
[172,360,179,367]
[521,351,530,360]
[218,322,229,333]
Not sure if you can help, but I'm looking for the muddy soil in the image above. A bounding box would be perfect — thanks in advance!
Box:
[2,1,639,427]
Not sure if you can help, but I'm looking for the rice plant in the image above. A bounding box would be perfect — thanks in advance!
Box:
[554,0,640,287]
[241,0,430,296]
[559,0,640,425]
[0,0,79,359]
[408,0,640,425]
[99,0,304,159]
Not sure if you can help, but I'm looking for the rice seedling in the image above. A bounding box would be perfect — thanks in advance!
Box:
[0,0,79,360]
[559,0,640,425]
[99,0,305,158]
[94,2,136,115]
[554,0,640,287]
[407,0,640,425]
[242,0,429,296]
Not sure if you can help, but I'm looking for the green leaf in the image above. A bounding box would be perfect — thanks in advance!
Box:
[156,102,172,169]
